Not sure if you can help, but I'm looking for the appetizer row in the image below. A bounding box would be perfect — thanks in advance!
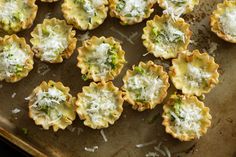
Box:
[26,80,211,141]
[1,0,235,44]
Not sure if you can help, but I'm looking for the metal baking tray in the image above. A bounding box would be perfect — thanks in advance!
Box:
[0,0,235,156]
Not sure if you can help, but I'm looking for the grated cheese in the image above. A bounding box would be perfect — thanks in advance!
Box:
[119,0,147,17]
[162,0,189,18]
[0,1,19,22]
[78,32,90,42]
[100,129,108,142]
[37,63,50,76]
[220,9,236,37]
[84,146,98,152]
[136,140,157,148]
[110,27,135,44]
[11,92,16,98]
[11,108,21,114]
[145,152,160,157]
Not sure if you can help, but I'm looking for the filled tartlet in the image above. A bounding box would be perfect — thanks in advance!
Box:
[142,14,191,59]
[109,0,156,25]
[211,0,236,43]
[122,61,170,111]
[77,36,126,82]
[157,0,199,17]
[61,0,108,30]
[30,18,77,63]
[169,50,219,96]
[76,82,123,129]
[27,80,76,132]
[0,0,38,34]
[162,94,212,141]
[0,35,34,83]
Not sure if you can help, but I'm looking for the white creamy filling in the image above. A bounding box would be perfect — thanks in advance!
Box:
[170,103,202,137]
[0,43,28,77]
[87,43,112,76]
[186,64,211,88]
[163,0,189,17]
[82,89,117,124]
[120,0,147,17]
[126,74,163,101]
[0,1,18,21]
[220,9,236,37]
[83,0,96,16]
[37,26,68,62]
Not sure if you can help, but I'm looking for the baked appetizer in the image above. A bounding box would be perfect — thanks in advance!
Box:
[30,18,77,63]
[0,0,38,34]
[77,36,126,82]
[28,81,76,132]
[61,0,108,30]
[0,35,34,83]
[142,14,191,59]
[40,0,59,2]
[169,50,219,96]
[76,82,123,129]
[109,0,156,25]
[122,61,170,111]
[162,94,211,141]
[211,0,236,43]
[157,0,199,17]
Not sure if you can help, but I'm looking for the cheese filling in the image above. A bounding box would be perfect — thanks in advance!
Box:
[185,64,211,88]
[220,9,236,37]
[37,25,68,62]
[81,89,117,125]
[116,0,148,17]
[32,87,67,121]
[125,69,163,102]
[0,43,28,78]
[74,0,104,17]
[86,43,118,77]
[163,0,189,17]
[170,102,202,137]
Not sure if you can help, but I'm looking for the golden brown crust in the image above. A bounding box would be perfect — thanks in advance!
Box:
[122,61,170,111]
[76,81,124,129]
[28,80,76,132]
[162,94,212,141]
[169,50,219,96]
[0,34,34,83]
[30,18,77,63]
[109,0,156,25]
[61,0,108,30]
[77,36,126,82]
[157,0,199,15]
[0,0,38,34]
[142,14,191,59]
[210,0,236,43]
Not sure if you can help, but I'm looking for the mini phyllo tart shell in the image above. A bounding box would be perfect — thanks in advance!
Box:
[0,35,34,83]
[76,81,123,129]
[122,61,170,111]
[162,94,211,141]
[30,18,77,63]
[157,0,199,16]
[142,14,191,59]
[0,0,38,34]
[28,80,76,132]
[169,50,219,96]
[62,0,108,30]
[109,0,156,25]
[211,0,236,43]
[77,36,126,82]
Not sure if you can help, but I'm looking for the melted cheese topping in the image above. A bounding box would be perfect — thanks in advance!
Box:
[81,89,117,125]
[117,0,148,17]
[170,103,202,137]
[220,9,236,37]
[0,43,28,78]
[125,74,163,102]
[86,43,116,77]
[37,25,68,62]
[32,87,66,121]
[185,64,211,88]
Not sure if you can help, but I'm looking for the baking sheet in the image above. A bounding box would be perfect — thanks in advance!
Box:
[0,0,236,157]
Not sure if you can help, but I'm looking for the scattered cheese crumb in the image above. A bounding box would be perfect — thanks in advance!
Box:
[37,63,50,76]
[136,140,157,148]
[11,108,21,114]
[11,92,16,98]
[84,146,98,152]
[163,145,171,157]
[100,129,108,142]
[78,32,90,42]
[110,27,135,45]
[208,41,218,57]
[145,152,160,157]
